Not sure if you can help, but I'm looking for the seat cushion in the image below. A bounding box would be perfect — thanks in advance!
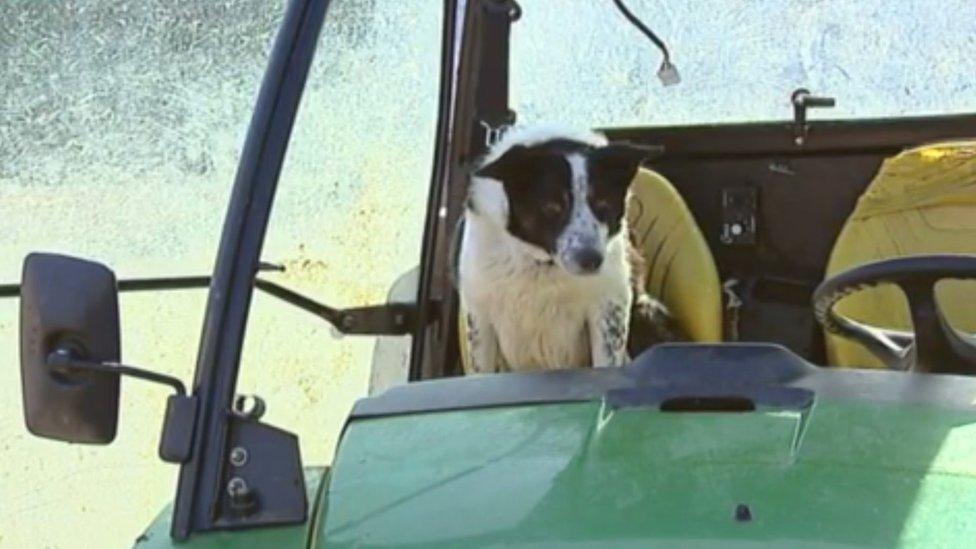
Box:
[627,168,722,343]
[458,168,722,373]
[825,140,976,368]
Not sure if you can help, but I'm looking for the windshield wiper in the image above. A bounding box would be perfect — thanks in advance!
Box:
[0,261,415,336]
[611,0,680,86]
[252,278,415,336]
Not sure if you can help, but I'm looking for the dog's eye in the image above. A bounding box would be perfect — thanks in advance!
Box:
[542,202,564,217]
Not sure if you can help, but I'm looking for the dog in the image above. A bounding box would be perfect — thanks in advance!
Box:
[458,125,685,374]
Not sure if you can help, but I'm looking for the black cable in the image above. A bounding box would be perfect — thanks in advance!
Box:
[611,0,680,85]
[612,0,671,63]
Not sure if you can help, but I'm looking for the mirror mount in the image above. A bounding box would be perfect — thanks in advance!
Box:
[19,252,198,463]
[45,345,199,463]
[47,346,187,396]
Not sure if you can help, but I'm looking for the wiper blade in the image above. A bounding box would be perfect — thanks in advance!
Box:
[0,262,415,336]
[0,262,283,297]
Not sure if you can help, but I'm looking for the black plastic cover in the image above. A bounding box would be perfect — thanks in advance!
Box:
[352,343,976,419]
[159,395,198,463]
[214,417,307,528]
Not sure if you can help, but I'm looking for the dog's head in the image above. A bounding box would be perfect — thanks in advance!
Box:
[469,127,661,275]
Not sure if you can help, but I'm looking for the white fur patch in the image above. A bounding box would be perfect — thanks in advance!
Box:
[480,124,608,167]
[459,215,630,371]
[554,153,609,274]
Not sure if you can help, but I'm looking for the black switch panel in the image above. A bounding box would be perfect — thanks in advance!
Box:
[720,187,758,246]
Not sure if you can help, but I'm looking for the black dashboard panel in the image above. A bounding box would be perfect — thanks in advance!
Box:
[351,343,976,420]
[603,114,976,362]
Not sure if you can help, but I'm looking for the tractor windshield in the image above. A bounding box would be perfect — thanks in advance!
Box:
[512,0,976,127]
[0,1,440,543]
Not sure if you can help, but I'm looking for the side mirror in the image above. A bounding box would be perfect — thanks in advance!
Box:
[20,253,121,443]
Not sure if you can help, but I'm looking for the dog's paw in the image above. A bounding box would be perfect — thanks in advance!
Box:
[626,292,687,357]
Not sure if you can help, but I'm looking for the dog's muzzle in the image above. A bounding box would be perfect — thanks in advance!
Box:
[560,247,604,275]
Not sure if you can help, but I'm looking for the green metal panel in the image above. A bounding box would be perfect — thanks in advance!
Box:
[315,400,976,547]
[134,467,327,548]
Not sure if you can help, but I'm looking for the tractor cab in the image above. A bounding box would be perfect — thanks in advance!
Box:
[370,0,976,387]
[7,0,976,546]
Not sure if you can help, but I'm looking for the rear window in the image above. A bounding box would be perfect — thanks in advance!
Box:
[511,0,976,127]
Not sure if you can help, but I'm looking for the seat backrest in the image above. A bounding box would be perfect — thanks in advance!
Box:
[825,140,976,368]
[458,168,722,373]
[627,168,723,343]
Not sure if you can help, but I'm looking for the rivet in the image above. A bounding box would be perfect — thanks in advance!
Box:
[229,446,248,467]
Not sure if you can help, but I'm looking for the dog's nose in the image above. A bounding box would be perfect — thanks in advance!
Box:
[572,248,604,273]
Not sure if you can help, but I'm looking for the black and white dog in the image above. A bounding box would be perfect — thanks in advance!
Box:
[459,125,684,374]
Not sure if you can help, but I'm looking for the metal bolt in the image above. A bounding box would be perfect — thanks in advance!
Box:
[341,314,356,330]
[734,503,753,522]
[226,476,257,515]
[227,476,249,498]
[229,447,249,467]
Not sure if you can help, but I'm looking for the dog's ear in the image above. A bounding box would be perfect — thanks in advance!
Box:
[474,145,543,182]
[591,142,664,179]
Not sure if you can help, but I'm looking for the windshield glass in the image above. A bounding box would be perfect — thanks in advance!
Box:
[237,0,441,456]
[0,1,440,546]
[511,0,976,127]
[1,2,284,546]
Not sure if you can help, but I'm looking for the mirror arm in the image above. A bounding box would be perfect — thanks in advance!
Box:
[48,347,197,464]
[47,348,186,396]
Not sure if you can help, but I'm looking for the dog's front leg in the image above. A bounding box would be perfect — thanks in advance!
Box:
[464,311,502,374]
[589,300,630,367]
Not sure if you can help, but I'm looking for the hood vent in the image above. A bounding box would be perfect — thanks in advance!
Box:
[659,395,756,413]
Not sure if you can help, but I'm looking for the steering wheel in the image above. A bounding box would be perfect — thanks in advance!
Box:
[813,254,976,375]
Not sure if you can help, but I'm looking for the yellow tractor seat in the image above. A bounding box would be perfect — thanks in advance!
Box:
[626,168,723,343]
[459,167,723,373]
[825,140,976,368]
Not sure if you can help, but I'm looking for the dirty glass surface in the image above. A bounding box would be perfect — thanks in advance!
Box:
[0,1,284,281]
[512,0,976,127]
[237,0,441,463]
[1,3,285,547]
[0,1,440,547]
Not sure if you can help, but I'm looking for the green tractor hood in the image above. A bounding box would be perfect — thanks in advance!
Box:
[317,345,976,547]
[137,345,976,547]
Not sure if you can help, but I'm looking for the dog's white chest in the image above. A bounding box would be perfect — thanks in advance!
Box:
[459,209,633,372]
[478,274,593,370]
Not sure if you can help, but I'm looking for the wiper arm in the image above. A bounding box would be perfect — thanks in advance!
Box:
[0,262,415,336]
[0,262,282,297]
[252,278,414,336]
